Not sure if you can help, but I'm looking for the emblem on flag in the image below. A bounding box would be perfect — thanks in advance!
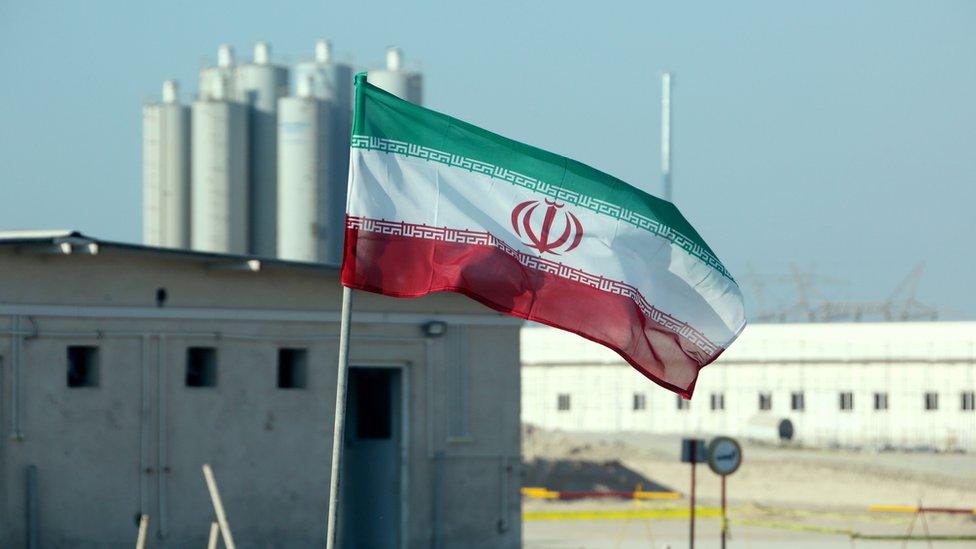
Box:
[510,199,584,255]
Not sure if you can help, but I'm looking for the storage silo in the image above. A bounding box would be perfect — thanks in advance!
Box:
[292,40,353,111]
[235,41,289,257]
[367,47,423,105]
[283,39,354,263]
[277,77,341,264]
[198,44,236,101]
[191,80,249,254]
[143,80,191,248]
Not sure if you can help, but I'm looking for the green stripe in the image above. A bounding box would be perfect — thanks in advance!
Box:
[352,74,734,282]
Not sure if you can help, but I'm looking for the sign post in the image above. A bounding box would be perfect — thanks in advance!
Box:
[707,436,743,549]
[680,438,707,549]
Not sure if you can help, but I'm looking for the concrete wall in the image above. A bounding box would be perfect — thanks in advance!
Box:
[522,324,976,451]
[0,245,521,548]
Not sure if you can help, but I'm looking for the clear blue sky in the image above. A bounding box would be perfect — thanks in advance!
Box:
[1,1,974,318]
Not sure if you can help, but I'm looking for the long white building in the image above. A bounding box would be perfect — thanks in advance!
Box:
[522,322,976,451]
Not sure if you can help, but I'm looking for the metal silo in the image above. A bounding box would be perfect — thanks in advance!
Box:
[292,40,353,109]
[191,82,249,254]
[284,39,354,263]
[198,44,236,101]
[143,80,191,249]
[235,41,289,257]
[277,77,342,264]
[367,47,423,105]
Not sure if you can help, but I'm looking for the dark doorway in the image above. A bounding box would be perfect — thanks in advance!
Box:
[340,367,402,548]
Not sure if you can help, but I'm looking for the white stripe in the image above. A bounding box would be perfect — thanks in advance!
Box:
[348,149,745,348]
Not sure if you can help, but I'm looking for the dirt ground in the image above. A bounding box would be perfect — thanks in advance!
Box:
[522,427,976,548]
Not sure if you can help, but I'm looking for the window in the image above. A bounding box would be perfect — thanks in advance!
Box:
[873,392,889,411]
[277,348,308,389]
[676,395,689,410]
[186,347,217,387]
[758,392,772,411]
[963,391,975,411]
[632,393,646,411]
[839,392,854,411]
[557,394,571,411]
[710,393,725,411]
[790,391,805,411]
[924,392,939,411]
[67,346,99,387]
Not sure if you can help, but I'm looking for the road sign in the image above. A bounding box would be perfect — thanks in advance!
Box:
[707,436,742,476]
[681,438,707,464]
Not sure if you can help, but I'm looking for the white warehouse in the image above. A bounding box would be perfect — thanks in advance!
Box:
[522,322,976,451]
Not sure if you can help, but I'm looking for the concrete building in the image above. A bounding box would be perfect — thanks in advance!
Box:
[523,322,976,451]
[0,231,521,548]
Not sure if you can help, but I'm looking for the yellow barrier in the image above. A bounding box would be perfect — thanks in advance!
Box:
[633,491,682,500]
[521,487,559,499]
[524,506,721,521]
[520,487,682,501]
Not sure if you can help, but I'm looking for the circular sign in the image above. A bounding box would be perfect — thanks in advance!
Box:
[707,436,742,476]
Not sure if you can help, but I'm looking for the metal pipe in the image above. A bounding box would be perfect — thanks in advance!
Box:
[10,316,22,439]
[432,450,445,549]
[157,335,167,538]
[26,464,38,549]
[426,339,435,458]
[498,456,510,533]
[140,336,151,520]
[135,515,149,549]
[661,72,672,202]
[721,475,727,549]
[202,464,237,549]
[326,286,353,549]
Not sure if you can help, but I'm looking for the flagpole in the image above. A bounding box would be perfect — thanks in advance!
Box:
[661,71,672,202]
[326,285,353,548]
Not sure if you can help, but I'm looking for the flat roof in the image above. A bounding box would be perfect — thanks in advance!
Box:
[0,230,340,276]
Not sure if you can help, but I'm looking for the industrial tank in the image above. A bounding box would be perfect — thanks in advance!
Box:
[292,40,353,111]
[191,80,249,254]
[367,47,423,104]
[235,41,289,257]
[282,39,354,264]
[277,76,341,264]
[143,80,191,248]
[198,44,236,101]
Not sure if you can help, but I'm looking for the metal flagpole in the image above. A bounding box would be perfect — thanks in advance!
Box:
[326,286,354,548]
[661,71,673,202]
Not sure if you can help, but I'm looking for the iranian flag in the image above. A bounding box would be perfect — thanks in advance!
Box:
[341,74,745,398]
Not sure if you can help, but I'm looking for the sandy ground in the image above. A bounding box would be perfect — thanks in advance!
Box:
[522,428,976,548]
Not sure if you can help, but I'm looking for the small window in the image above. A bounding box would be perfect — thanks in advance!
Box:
[710,393,725,411]
[758,392,772,411]
[962,391,975,411]
[924,392,938,411]
[67,346,99,387]
[632,393,646,411]
[557,394,571,411]
[676,395,689,411]
[791,391,805,411]
[873,392,889,411]
[277,348,308,389]
[839,392,854,411]
[186,347,217,387]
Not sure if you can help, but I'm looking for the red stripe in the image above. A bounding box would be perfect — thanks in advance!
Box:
[341,227,719,398]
